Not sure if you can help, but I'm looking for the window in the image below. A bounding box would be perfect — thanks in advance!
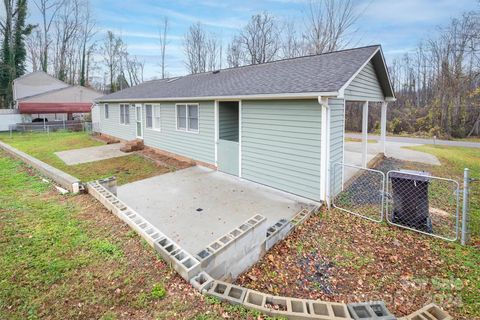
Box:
[104,104,109,119]
[145,105,153,128]
[153,104,161,130]
[176,104,199,132]
[146,104,161,130]
[120,104,130,124]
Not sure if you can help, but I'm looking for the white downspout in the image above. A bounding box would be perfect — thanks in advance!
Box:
[319,96,330,206]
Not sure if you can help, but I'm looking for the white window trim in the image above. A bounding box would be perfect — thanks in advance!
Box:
[104,103,109,119]
[145,104,161,131]
[175,103,199,133]
[119,104,131,125]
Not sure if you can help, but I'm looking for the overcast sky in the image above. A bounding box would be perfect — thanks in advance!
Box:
[27,0,479,79]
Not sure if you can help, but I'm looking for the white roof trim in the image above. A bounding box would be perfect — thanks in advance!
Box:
[337,47,380,99]
[97,91,340,103]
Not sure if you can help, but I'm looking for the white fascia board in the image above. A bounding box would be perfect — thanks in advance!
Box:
[96,91,339,103]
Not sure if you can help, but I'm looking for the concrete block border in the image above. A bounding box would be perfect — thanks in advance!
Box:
[0,140,81,193]
[87,180,201,281]
[399,303,452,320]
[347,301,396,319]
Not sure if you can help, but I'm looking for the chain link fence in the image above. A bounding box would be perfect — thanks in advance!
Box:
[9,121,93,135]
[386,170,460,241]
[331,162,385,223]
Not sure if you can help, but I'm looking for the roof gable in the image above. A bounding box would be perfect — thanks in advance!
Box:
[13,71,69,101]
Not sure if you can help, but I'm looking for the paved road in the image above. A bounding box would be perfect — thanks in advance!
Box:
[346,133,480,148]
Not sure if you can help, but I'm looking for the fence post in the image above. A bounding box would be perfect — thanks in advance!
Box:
[461,168,470,245]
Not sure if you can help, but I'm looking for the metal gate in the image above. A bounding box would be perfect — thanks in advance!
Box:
[331,162,460,242]
[331,162,385,223]
[385,170,460,242]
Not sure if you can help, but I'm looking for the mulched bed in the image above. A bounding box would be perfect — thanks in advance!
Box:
[236,208,463,318]
[139,148,193,171]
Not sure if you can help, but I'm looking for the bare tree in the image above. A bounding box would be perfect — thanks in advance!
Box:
[158,16,168,79]
[303,0,360,54]
[226,35,245,68]
[33,0,64,72]
[184,22,221,74]
[280,20,305,58]
[79,0,96,86]
[240,12,280,64]
[100,30,123,92]
[184,23,207,74]
[53,0,80,82]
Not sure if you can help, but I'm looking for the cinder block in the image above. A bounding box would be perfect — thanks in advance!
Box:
[206,280,247,305]
[243,290,269,313]
[347,301,396,320]
[190,272,215,293]
[403,304,452,320]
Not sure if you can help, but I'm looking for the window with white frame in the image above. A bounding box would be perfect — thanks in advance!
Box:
[176,104,198,132]
[104,104,109,119]
[145,104,161,130]
[145,104,153,128]
[120,104,130,124]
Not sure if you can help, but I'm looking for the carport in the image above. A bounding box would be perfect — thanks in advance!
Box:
[116,166,316,255]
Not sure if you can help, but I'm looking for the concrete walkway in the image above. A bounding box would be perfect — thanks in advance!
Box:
[346,132,480,148]
[55,143,126,165]
[117,166,315,255]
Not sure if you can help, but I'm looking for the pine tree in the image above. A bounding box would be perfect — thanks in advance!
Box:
[0,0,35,108]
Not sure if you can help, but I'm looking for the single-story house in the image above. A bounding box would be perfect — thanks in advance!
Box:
[13,71,101,121]
[96,45,395,203]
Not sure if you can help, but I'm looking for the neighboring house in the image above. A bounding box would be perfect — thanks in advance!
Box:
[96,45,395,203]
[13,71,101,122]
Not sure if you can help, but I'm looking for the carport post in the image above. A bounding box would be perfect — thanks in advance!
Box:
[362,101,369,167]
[381,101,388,156]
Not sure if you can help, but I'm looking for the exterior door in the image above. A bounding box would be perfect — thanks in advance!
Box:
[217,101,240,176]
[135,104,143,138]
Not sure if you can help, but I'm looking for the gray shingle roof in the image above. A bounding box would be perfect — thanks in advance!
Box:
[99,45,391,102]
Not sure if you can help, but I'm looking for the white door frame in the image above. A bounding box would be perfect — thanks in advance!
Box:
[135,104,143,139]
[215,99,241,176]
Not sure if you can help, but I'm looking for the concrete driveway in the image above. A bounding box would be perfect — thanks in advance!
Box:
[117,166,316,255]
[55,143,126,165]
[344,141,441,166]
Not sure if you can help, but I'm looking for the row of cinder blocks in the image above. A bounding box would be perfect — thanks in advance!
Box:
[266,218,293,251]
[87,180,201,281]
[399,304,452,320]
[153,236,201,280]
[87,181,162,246]
[291,207,314,226]
[347,301,396,320]
[202,278,353,320]
[194,214,267,280]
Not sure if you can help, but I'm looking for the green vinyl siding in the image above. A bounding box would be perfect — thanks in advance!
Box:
[328,98,345,197]
[344,61,384,101]
[142,101,215,164]
[241,100,321,201]
[100,103,136,141]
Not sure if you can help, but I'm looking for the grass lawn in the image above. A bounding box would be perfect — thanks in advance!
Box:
[0,131,171,185]
[0,151,281,320]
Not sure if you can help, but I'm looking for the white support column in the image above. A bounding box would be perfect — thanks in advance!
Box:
[361,101,369,167]
[319,96,330,205]
[238,100,242,178]
[214,100,219,167]
[380,101,388,156]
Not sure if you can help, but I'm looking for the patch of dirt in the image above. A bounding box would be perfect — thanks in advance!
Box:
[139,148,193,170]
[236,209,463,318]
[91,134,120,144]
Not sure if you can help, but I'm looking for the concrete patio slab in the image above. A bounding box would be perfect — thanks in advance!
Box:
[55,143,126,165]
[117,166,316,255]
